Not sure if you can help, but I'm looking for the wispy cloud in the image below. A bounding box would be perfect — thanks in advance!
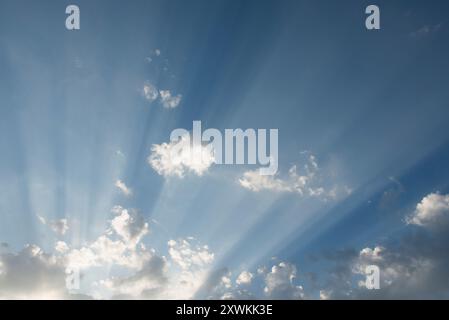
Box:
[144,48,161,64]
[37,216,69,236]
[410,22,444,38]
[142,82,159,102]
[239,153,351,201]
[115,180,132,197]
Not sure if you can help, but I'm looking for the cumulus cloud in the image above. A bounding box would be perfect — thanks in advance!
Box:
[352,246,414,290]
[148,134,215,178]
[319,244,437,299]
[0,245,67,299]
[205,261,306,300]
[7,192,449,300]
[2,205,219,300]
[236,271,253,285]
[239,154,351,200]
[159,90,182,109]
[110,206,149,247]
[153,238,216,300]
[406,193,449,229]
[262,262,304,299]
[319,193,449,299]
[104,237,216,300]
[115,180,132,197]
[67,235,150,271]
[0,235,160,300]
[55,241,69,254]
[0,234,309,300]
[168,238,214,270]
[62,206,152,273]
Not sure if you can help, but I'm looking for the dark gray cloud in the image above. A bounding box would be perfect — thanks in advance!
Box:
[0,245,67,299]
[319,193,449,299]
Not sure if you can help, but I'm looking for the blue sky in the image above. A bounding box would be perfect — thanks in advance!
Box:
[1,0,449,299]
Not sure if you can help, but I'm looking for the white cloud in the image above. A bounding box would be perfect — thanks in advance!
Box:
[67,235,137,270]
[263,262,304,299]
[148,134,215,178]
[55,241,69,254]
[358,246,385,263]
[168,238,214,270]
[37,215,69,236]
[2,204,221,300]
[61,211,212,298]
[351,245,433,294]
[115,179,132,197]
[11,191,449,300]
[110,206,149,248]
[236,271,253,285]
[99,237,215,300]
[239,154,350,200]
[222,275,232,288]
[66,207,151,271]
[239,170,291,192]
[159,90,182,109]
[142,82,159,102]
[2,235,307,300]
[142,82,182,109]
[407,193,449,228]
[0,230,309,300]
